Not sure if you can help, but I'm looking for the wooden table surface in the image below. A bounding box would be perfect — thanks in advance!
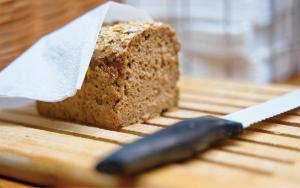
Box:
[1,76,300,187]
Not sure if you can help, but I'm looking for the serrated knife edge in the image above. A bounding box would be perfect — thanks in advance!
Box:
[223,89,300,128]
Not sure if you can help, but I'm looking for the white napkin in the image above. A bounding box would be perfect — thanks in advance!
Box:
[0,2,152,109]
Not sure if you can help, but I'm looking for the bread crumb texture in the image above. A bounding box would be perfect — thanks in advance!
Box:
[37,22,180,129]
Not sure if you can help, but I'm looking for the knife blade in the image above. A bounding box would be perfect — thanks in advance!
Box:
[96,89,300,175]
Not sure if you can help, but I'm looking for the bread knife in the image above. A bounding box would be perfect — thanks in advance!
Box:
[96,89,300,175]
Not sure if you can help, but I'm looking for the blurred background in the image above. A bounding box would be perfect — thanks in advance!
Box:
[1,0,300,84]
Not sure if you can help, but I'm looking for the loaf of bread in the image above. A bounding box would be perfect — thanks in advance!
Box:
[37,22,180,129]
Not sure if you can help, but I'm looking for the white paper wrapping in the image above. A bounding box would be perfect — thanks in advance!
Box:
[0,2,152,109]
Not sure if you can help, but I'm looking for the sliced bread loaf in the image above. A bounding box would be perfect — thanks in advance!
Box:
[37,22,180,129]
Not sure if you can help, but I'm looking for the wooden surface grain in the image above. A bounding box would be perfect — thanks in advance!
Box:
[0,77,300,187]
[0,176,34,188]
[0,0,108,70]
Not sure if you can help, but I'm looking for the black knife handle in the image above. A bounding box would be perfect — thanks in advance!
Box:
[96,115,243,175]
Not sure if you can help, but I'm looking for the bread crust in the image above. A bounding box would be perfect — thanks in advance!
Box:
[37,22,180,129]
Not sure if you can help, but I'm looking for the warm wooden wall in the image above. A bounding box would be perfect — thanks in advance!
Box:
[0,0,112,70]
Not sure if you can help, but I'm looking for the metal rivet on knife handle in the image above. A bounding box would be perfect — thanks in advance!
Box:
[96,116,243,175]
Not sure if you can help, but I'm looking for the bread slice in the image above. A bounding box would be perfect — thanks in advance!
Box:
[37,22,180,129]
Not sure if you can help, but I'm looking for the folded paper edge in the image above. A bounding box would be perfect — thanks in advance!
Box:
[0,2,153,106]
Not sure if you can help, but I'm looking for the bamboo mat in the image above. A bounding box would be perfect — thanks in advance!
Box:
[0,77,300,187]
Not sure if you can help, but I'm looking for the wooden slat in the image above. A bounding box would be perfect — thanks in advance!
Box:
[181,86,277,101]
[0,110,139,145]
[137,160,298,188]
[239,130,300,151]
[180,89,265,107]
[250,123,300,138]
[0,121,120,186]
[199,150,285,175]
[9,105,38,116]
[1,77,300,187]
[0,177,34,188]
[5,106,299,165]
[164,110,300,139]
[146,117,181,126]
[179,101,238,114]
[220,140,300,163]
[179,78,300,117]
[4,107,300,179]
[181,92,257,107]
[179,77,296,94]
[180,87,300,116]
[0,120,276,186]
[163,109,209,119]
[178,101,300,127]
[272,115,300,126]
[121,123,162,136]
[2,108,297,167]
